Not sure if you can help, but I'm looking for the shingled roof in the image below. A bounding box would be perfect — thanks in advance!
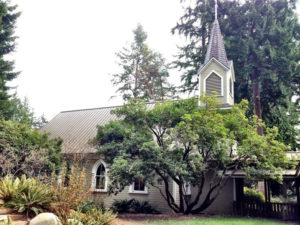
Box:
[203,19,229,69]
[40,106,121,154]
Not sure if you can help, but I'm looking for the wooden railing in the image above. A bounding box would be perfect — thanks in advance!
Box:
[233,201,300,220]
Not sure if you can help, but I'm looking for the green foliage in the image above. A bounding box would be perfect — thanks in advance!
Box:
[0,175,19,202]
[9,95,48,128]
[243,187,265,203]
[111,199,159,214]
[0,119,62,177]
[172,0,300,149]
[0,175,52,218]
[148,216,288,225]
[0,1,20,119]
[93,96,293,214]
[50,163,91,225]
[111,24,176,101]
[111,199,133,213]
[130,199,160,214]
[77,200,97,213]
[70,208,116,225]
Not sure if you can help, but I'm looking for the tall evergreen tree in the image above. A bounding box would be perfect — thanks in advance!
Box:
[173,0,300,149]
[0,1,20,119]
[112,24,175,102]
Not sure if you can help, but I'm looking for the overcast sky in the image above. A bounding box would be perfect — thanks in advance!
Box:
[10,0,187,120]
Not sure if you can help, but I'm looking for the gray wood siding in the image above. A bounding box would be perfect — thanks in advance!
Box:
[206,73,221,96]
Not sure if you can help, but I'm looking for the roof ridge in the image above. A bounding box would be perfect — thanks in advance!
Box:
[61,105,122,113]
[60,101,159,114]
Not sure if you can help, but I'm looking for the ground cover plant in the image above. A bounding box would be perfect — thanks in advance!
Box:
[0,175,51,217]
[148,216,292,225]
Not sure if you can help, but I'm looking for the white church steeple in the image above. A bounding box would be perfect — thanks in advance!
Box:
[198,0,235,107]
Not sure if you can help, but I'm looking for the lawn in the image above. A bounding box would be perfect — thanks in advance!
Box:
[148,216,292,225]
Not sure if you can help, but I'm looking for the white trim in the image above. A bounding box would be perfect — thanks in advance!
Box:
[203,70,224,96]
[91,159,108,192]
[233,178,236,201]
[198,57,229,74]
[129,182,149,194]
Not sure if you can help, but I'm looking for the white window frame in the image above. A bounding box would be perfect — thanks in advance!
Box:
[129,178,148,194]
[91,159,108,192]
[203,70,224,97]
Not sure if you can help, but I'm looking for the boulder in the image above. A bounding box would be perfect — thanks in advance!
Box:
[29,213,62,225]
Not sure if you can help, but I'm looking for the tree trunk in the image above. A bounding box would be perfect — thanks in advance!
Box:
[252,68,263,135]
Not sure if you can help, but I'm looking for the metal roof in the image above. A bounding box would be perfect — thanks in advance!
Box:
[41,101,234,155]
[41,103,156,154]
[41,106,121,154]
[203,19,229,69]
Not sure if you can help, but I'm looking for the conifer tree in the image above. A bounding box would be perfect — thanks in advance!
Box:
[112,24,175,102]
[0,1,20,119]
[173,0,300,149]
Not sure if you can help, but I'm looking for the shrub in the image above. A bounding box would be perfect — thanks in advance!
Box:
[111,199,160,214]
[70,209,116,225]
[244,187,265,203]
[1,175,52,218]
[0,119,62,177]
[0,176,19,202]
[130,199,160,214]
[50,163,90,225]
[111,199,134,213]
[77,200,96,213]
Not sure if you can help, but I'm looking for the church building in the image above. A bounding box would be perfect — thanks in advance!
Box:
[42,3,246,214]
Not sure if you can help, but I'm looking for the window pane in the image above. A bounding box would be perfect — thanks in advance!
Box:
[96,164,105,176]
[134,178,145,191]
[96,175,105,189]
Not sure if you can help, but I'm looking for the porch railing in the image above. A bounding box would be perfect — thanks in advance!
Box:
[233,201,300,220]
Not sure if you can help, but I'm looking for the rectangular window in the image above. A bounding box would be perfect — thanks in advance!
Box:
[134,178,145,191]
[129,177,148,194]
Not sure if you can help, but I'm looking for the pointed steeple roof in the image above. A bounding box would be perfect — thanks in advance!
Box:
[202,1,229,69]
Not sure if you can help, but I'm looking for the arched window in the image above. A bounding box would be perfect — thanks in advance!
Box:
[96,164,106,190]
[205,72,222,96]
[92,160,108,192]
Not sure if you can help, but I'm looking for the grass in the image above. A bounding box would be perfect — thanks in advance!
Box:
[148,216,291,225]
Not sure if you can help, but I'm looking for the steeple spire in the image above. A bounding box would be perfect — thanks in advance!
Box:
[202,0,229,68]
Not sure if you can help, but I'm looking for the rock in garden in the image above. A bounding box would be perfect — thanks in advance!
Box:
[29,213,62,225]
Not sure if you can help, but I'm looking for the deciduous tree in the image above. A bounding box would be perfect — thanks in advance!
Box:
[0,119,62,177]
[92,97,293,214]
